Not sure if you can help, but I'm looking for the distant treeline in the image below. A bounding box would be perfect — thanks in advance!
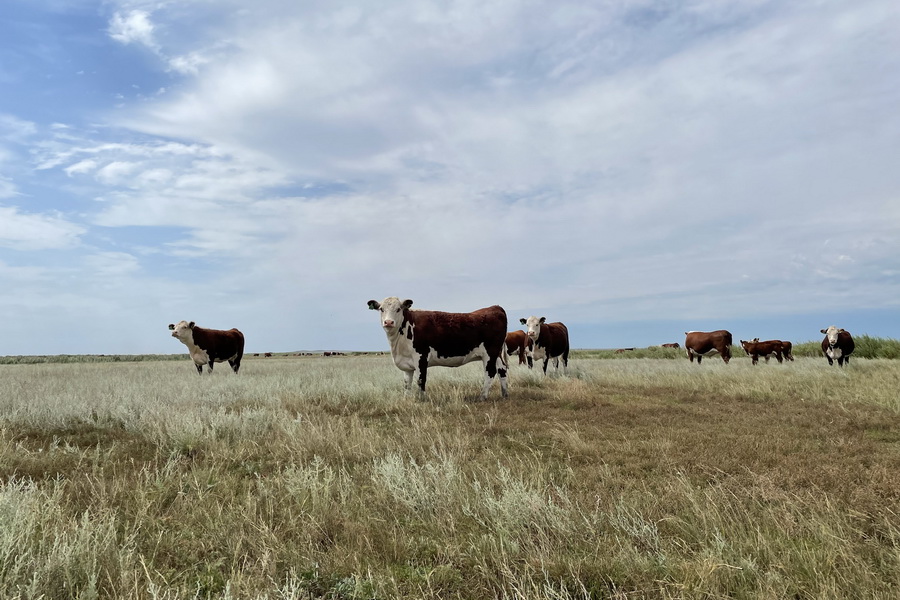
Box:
[575,335,900,360]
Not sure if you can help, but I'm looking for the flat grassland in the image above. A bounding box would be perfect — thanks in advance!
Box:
[1,355,899,599]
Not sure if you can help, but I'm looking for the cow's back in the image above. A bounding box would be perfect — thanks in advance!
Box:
[410,305,507,358]
[538,322,569,356]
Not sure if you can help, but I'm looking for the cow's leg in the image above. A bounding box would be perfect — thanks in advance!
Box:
[775,351,783,364]
[416,354,428,397]
[229,358,241,374]
[402,369,414,390]
[498,355,509,398]
[195,363,203,375]
[206,361,214,374]
[481,357,498,400]
[542,357,550,374]
[752,355,758,366]
[561,351,569,375]
[696,354,702,364]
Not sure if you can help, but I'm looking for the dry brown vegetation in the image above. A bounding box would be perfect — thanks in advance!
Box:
[1,355,899,599]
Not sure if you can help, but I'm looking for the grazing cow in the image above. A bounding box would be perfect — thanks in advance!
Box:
[505,330,534,368]
[660,343,680,349]
[615,348,635,353]
[264,352,273,357]
[168,321,244,375]
[740,339,784,365]
[821,326,855,367]
[367,297,508,399]
[519,316,570,375]
[684,330,733,364]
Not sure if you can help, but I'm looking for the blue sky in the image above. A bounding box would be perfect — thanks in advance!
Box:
[1,0,898,355]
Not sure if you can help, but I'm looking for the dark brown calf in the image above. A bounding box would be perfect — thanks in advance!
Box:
[505,330,534,368]
[660,343,680,348]
[740,339,784,365]
[684,330,732,364]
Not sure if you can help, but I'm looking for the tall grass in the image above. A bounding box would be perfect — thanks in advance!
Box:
[0,356,899,598]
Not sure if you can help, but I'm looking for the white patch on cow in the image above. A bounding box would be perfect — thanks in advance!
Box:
[170,320,211,366]
[427,343,488,368]
[826,346,843,360]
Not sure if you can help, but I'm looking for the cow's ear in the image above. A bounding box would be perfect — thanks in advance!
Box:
[838,328,846,333]
[168,324,175,330]
[188,321,195,329]
[820,329,828,334]
[402,299,413,309]
[519,318,527,325]
[539,317,546,324]
[367,300,381,310]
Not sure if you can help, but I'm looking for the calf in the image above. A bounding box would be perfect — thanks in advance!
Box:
[168,321,244,375]
[740,339,784,365]
[520,316,570,375]
[752,338,794,362]
[505,330,534,368]
[821,326,855,367]
[367,297,508,399]
[684,330,733,364]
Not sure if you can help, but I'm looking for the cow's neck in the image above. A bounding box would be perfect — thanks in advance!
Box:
[385,311,415,358]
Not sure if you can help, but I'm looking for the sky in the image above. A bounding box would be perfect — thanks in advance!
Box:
[1,0,898,355]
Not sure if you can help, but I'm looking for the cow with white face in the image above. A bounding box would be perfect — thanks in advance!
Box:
[519,316,569,375]
[821,326,855,367]
[168,320,244,375]
[367,297,509,400]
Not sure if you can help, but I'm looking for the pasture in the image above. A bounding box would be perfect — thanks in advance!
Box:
[1,353,899,599]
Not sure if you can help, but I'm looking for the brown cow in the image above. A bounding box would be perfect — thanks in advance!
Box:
[169,320,244,375]
[505,330,534,368]
[367,297,508,399]
[660,343,680,349]
[821,326,855,367]
[752,338,794,362]
[740,339,784,365]
[520,316,570,375]
[684,330,732,364]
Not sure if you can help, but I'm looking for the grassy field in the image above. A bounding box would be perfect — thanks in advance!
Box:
[1,353,899,599]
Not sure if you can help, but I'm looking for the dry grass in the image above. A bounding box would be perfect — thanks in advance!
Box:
[0,355,899,599]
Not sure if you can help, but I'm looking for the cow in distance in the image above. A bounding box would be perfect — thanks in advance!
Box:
[740,339,784,365]
[684,330,733,364]
[821,326,855,367]
[505,330,534,368]
[519,316,570,375]
[168,321,244,375]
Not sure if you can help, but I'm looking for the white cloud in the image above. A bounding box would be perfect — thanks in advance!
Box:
[108,10,158,51]
[0,206,85,250]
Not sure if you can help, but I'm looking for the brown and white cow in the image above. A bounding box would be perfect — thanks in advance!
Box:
[684,330,733,364]
[505,330,534,368]
[660,342,680,349]
[520,316,569,375]
[751,338,794,362]
[168,320,244,375]
[821,326,855,367]
[740,339,784,365]
[367,297,509,399]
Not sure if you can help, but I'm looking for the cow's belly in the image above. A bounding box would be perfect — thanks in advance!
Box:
[427,345,485,367]
[696,347,720,356]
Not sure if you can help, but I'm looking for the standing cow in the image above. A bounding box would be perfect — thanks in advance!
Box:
[740,339,784,365]
[821,326,855,367]
[505,330,534,368]
[367,297,509,399]
[168,320,244,375]
[519,316,570,375]
[752,338,794,362]
[684,330,733,364]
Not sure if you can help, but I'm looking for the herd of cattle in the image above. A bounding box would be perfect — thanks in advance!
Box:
[167,299,857,398]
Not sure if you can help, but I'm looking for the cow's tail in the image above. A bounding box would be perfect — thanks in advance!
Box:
[500,344,509,369]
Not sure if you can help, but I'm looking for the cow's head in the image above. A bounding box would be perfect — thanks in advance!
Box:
[520,316,546,341]
[740,340,751,354]
[169,320,195,342]
[820,326,843,346]
[368,297,413,331]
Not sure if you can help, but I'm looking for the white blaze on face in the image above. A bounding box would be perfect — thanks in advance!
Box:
[170,320,194,345]
[370,297,411,332]
[521,316,544,342]
[823,325,841,346]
